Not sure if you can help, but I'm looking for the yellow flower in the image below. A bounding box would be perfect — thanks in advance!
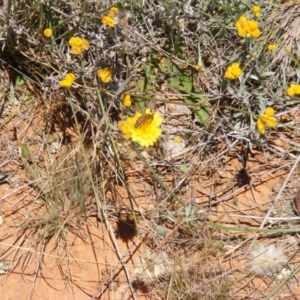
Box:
[118,119,134,140]
[65,73,75,82]
[252,5,261,18]
[71,46,82,55]
[287,83,300,97]
[194,64,201,71]
[287,85,295,97]
[59,73,76,88]
[68,37,82,47]
[81,39,89,50]
[261,108,277,128]
[118,109,163,148]
[236,16,247,27]
[68,37,89,55]
[108,7,119,16]
[174,137,181,143]
[101,15,117,28]
[122,94,132,107]
[251,29,261,38]
[235,16,261,38]
[261,115,277,128]
[256,107,277,135]
[294,85,300,94]
[264,107,275,117]
[224,62,242,80]
[256,118,265,135]
[248,20,258,30]
[237,28,247,37]
[43,28,53,38]
[267,44,277,51]
[97,67,112,83]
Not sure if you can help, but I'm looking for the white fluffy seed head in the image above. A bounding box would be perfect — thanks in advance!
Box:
[249,245,288,274]
[133,250,173,284]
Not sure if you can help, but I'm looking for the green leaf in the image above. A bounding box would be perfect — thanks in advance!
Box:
[137,77,145,93]
[136,77,150,112]
[180,74,193,92]
[180,165,189,172]
[185,95,210,126]
[21,144,31,160]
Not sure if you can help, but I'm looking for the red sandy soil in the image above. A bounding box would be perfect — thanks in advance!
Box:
[0,108,300,299]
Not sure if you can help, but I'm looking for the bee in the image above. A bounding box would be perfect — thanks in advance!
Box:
[116,11,131,29]
[110,9,131,39]
[135,113,154,128]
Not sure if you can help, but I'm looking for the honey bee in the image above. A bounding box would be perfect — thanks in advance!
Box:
[135,113,154,128]
[116,11,131,29]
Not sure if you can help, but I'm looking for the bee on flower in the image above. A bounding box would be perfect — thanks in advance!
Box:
[118,108,163,148]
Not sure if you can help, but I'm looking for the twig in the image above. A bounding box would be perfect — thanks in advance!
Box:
[90,237,141,300]
[250,155,300,249]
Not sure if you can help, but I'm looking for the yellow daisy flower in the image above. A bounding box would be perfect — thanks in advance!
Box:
[97,67,113,83]
[59,73,76,88]
[237,28,247,37]
[235,15,261,38]
[287,83,300,97]
[237,16,247,26]
[65,73,76,82]
[122,94,132,107]
[256,118,265,135]
[224,62,242,80]
[287,84,295,96]
[294,85,300,94]
[118,119,134,140]
[68,37,83,47]
[43,28,53,38]
[71,46,82,55]
[252,5,261,18]
[251,29,261,38]
[101,15,117,28]
[81,38,90,50]
[256,107,277,135]
[267,44,277,51]
[260,114,277,128]
[118,109,163,148]
[68,37,89,55]
[248,20,258,30]
[108,7,119,16]
[264,107,275,117]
